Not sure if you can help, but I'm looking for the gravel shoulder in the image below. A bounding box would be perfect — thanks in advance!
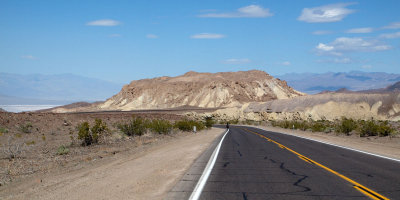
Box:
[0,127,224,200]
[252,125,400,160]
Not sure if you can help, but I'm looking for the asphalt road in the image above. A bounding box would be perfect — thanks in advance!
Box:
[193,126,400,199]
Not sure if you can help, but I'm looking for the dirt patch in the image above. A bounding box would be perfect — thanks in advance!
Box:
[0,112,185,187]
[253,125,400,160]
[0,123,224,200]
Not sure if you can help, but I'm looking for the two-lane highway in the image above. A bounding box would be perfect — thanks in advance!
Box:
[193,126,400,199]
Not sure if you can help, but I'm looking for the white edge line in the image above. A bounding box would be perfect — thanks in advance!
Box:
[247,126,400,163]
[188,129,229,200]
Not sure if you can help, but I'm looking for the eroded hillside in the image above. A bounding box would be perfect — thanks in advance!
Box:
[52,70,303,112]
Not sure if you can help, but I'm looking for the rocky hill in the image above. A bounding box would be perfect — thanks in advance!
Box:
[51,70,303,112]
[98,70,303,111]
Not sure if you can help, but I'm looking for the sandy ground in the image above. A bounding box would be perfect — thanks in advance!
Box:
[0,127,224,200]
[252,125,400,160]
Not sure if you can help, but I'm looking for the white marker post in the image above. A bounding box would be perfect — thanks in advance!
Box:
[193,126,197,133]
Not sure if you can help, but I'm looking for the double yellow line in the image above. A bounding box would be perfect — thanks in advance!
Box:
[243,128,389,200]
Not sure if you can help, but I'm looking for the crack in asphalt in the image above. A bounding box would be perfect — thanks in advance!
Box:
[279,162,311,192]
[242,192,248,200]
[223,162,230,168]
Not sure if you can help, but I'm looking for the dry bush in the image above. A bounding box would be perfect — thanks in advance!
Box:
[2,136,26,160]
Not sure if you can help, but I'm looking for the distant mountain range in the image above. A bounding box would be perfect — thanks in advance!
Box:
[0,73,124,104]
[1,71,399,106]
[277,71,400,94]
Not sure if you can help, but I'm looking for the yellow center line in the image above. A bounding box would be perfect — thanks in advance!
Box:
[242,128,389,200]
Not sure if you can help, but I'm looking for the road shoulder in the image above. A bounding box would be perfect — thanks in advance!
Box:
[0,128,225,200]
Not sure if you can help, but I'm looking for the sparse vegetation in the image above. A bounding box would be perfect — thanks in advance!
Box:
[25,140,35,145]
[359,120,394,137]
[205,117,215,128]
[19,122,33,133]
[337,118,357,135]
[77,119,109,146]
[174,119,205,132]
[2,136,26,160]
[57,145,70,155]
[117,116,148,136]
[148,119,173,134]
[0,127,8,135]
[270,118,396,137]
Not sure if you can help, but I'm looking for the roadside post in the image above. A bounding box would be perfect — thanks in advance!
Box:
[193,126,197,133]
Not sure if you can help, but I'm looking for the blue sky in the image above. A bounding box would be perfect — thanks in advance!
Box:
[1,0,399,83]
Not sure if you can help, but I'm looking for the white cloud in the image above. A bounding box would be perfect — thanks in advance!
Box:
[223,58,251,64]
[109,34,121,37]
[316,37,391,55]
[21,55,37,60]
[298,3,356,23]
[316,43,334,51]
[379,32,400,39]
[346,27,373,33]
[198,5,273,18]
[312,30,333,35]
[146,34,159,39]
[383,22,400,29]
[191,33,225,39]
[86,19,121,26]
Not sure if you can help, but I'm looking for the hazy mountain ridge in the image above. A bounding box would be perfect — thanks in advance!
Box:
[278,71,400,94]
[0,73,123,102]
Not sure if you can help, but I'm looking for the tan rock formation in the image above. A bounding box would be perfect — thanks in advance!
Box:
[96,70,303,111]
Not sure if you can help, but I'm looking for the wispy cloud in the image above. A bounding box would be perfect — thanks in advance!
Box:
[312,30,333,35]
[379,32,400,39]
[277,61,291,66]
[109,34,121,37]
[346,27,373,33]
[298,3,356,23]
[198,5,273,18]
[191,33,225,39]
[223,58,251,64]
[316,37,391,56]
[146,34,159,39]
[21,55,37,60]
[317,57,353,64]
[86,19,121,26]
[383,22,400,29]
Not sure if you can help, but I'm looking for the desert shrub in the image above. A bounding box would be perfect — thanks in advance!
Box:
[19,122,33,133]
[293,120,309,131]
[376,121,394,136]
[358,120,393,137]
[174,120,205,132]
[359,120,379,137]
[117,117,147,136]
[91,118,109,142]
[57,145,69,155]
[77,122,91,145]
[25,140,35,145]
[0,127,8,134]
[76,119,108,146]
[148,119,173,134]
[310,121,326,132]
[205,117,215,128]
[338,118,357,135]
[3,136,25,159]
[228,119,239,125]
